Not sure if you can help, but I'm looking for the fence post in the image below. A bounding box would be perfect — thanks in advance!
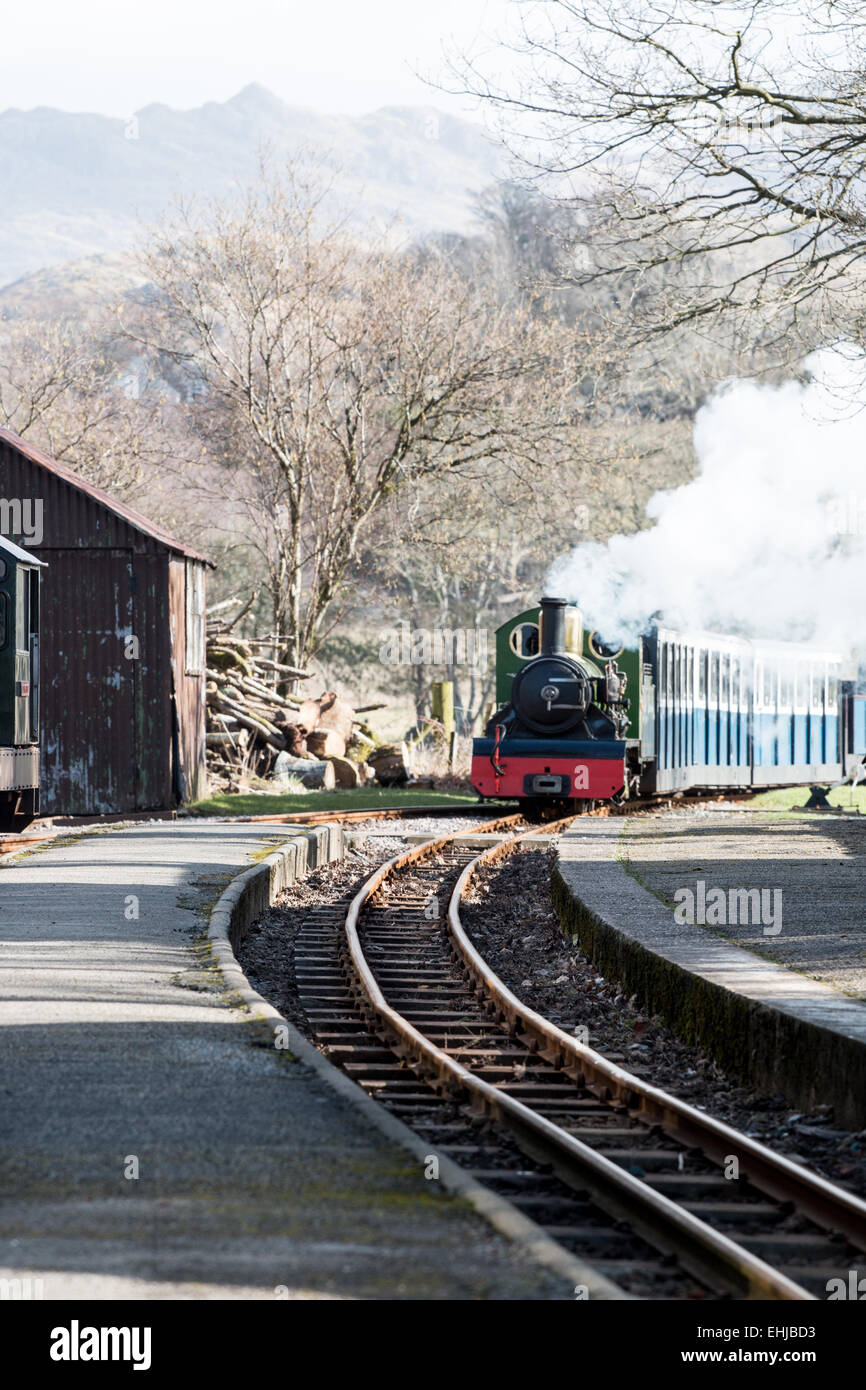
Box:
[431,680,455,733]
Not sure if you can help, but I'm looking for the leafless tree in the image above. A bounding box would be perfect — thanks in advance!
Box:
[0,314,169,495]
[357,402,674,732]
[139,159,590,667]
[459,0,866,346]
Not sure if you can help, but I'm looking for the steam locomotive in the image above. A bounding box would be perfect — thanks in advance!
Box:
[471,596,866,809]
[0,534,44,831]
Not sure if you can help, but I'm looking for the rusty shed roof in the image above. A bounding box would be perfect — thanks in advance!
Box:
[0,425,213,566]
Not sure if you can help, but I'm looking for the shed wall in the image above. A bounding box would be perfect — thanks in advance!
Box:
[41,548,138,814]
[1,437,205,813]
[168,557,207,803]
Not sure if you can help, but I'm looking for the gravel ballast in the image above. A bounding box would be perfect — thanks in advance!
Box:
[461,846,866,1198]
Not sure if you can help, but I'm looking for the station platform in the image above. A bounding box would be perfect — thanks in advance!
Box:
[555,810,866,1128]
[0,820,571,1301]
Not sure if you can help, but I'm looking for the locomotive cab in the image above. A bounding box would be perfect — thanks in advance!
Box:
[0,536,45,831]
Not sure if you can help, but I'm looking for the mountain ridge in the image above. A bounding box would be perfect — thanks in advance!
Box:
[0,85,503,288]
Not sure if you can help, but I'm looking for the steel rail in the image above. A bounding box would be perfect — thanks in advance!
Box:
[448,830,866,1253]
[343,818,812,1300]
[0,802,519,856]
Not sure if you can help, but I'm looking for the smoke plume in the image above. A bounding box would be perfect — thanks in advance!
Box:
[548,344,866,653]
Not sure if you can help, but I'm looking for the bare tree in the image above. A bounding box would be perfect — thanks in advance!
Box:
[139,159,585,666]
[0,313,169,496]
[459,0,866,344]
[356,404,671,732]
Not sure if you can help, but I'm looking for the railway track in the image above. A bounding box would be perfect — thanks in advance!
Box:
[0,786,757,856]
[0,802,503,856]
[282,811,866,1300]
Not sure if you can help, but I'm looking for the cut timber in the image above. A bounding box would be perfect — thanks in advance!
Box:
[326,755,360,789]
[316,693,355,745]
[209,647,252,677]
[218,702,286,750]
[307,728,347,759]
[297,698,323,731]
[367,742,410,786]
[273,755,335,790]
[347,730,375,763]
[298,692,354,745]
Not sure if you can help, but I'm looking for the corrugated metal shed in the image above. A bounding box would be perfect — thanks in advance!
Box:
[0,426,212,815]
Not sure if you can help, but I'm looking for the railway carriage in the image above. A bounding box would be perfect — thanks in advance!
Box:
[471,597,866,809]
[649,627,849,793]
[0,535,44,830]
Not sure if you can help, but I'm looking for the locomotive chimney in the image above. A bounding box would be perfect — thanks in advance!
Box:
[539,596,567,657]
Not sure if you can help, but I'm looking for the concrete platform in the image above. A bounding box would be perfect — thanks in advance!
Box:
[0,820,570,1300]
[554,814,866,1127]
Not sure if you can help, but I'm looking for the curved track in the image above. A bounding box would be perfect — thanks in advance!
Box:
[288,812,866,1300]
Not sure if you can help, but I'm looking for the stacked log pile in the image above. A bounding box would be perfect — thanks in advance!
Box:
[205,604,409,792]
[205,623,309,790]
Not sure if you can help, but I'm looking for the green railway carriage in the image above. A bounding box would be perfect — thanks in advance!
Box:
[0,534,44,830]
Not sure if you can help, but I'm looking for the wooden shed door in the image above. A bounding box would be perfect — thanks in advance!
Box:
[40,549,137,815]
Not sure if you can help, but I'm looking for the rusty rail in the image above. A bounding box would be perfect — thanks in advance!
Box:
[447,829,866,1253]
[342,816,816,1299]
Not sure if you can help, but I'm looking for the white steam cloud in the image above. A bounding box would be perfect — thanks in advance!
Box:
[548,344,866,653]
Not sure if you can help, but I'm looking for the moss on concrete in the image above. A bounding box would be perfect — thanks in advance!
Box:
[551,860,866,1127]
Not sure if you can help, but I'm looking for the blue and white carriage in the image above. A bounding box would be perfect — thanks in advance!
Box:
[472,601,866,809]
[646,625,863,795]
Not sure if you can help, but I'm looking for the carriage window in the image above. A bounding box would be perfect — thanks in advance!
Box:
[795,664,807,709]
[730,657,739,707]
[709,652,719,700]
[698,650,706,700]
[827,672,838,713]
[780,668,793,709]
[15,571,29,653]
[509,622,539,658]
[720,656,729,705]
[185,561,205,674]
[763,663,776,707]
[810,667,824,710]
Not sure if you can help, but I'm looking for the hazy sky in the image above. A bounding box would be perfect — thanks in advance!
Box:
[1,0,520,119]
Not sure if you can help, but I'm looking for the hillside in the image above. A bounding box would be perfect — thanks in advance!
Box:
[0,84,502,289]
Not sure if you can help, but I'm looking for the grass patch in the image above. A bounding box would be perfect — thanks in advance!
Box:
[186,787,482,817]
[749,784,866,812]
